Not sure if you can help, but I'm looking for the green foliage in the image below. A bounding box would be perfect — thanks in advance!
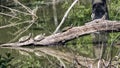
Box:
[109,0,120,20]
[0,53,14,68]
[13,56,42,68]
[61,1,91,26]
[11,55,66,68]
[66,35,94,58]
[0,0,120,67]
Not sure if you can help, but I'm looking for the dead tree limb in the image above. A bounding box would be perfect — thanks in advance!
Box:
[1,19,120,47]
[53,0,79,33]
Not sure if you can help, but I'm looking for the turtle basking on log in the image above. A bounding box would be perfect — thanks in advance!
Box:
[34,33,45,42]
[61,25,73,32]
[19,33,32,43]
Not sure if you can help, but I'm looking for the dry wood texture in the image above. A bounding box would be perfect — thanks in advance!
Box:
[1,19,120,47]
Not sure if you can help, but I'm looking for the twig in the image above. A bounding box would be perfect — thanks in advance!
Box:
[0,0,38,43]
[13,0,38,19]
[56,57,66,68]
[0,5,31,15]
[9,21,34,42]
[13,28,24,35]
[0,12,19,19]
[13,0,32,14]
[52,0,58,27]
[0,21,32,29]
[106,33,120,67]
[53,0,78,34]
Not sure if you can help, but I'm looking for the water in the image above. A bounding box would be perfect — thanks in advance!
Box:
[0,0,120,67]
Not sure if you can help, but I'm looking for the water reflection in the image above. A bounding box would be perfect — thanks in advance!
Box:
[0,44,120,67]
[0,46,94,67]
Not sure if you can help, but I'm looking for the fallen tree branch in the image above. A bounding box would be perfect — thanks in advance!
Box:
[1,19,120,47]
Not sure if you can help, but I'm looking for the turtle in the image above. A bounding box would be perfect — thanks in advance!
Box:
[34,33,45,41]
[61,25,73,32]
[19,33,32,43]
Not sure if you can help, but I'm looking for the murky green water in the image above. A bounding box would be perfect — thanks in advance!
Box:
[0,0,120,67]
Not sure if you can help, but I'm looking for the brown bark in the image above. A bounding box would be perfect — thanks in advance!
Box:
[1,19,120,47]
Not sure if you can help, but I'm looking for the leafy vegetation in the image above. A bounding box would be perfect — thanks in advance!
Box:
[0,53,14,68]
[0,0,120,67]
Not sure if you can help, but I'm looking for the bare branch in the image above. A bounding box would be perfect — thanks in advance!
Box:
[0,5,31,15]
[0,12,19,19]
[13,0,32,14]
[52,0,58,27]
[0,21,32,29]
[53,0,79,34]
[9,21,34,42]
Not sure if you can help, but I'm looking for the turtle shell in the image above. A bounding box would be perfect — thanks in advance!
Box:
[19,33,31,42]
[62,26,72,32]
[34,34,45,41]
